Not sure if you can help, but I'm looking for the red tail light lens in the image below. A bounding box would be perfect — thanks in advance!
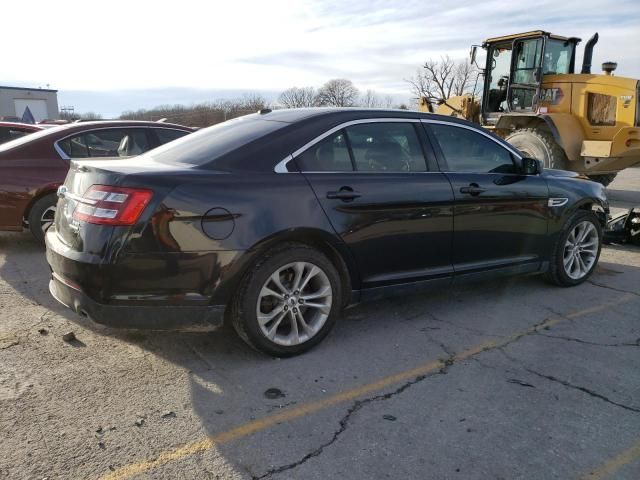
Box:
[73,185,153,226]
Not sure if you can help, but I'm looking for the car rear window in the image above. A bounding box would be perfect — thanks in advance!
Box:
[147,115,287,166]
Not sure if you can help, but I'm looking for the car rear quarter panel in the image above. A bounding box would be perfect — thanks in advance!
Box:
[110,171,358,304]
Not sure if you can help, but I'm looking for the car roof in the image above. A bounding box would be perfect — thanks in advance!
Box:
[61,120,194,130]
[258,107,427,123]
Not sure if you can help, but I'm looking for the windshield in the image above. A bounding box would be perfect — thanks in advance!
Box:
[148,114,288,166]
[543,39,574,75]
[0,124,68,152]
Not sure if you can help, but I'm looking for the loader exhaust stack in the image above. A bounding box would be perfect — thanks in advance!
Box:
[581,32,599,74]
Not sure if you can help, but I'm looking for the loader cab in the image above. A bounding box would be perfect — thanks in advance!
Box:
[480,31,579,125]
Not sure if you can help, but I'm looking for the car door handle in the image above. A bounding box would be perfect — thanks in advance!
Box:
[459,184,486,196]
[326,188,361,201]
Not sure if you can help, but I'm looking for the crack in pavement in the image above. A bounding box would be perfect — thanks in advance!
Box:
[97,293,637,480]
[497,348,640,414]
[538,332,640,347]
[386,297,502,338]
[587,280,640,297]
[251,367,446,480]
[252,315,563,479]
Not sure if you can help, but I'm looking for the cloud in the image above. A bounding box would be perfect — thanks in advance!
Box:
[3,0,638,114]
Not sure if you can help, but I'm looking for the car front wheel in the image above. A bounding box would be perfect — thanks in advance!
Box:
[231,243,342,357]
[545,211,603,286]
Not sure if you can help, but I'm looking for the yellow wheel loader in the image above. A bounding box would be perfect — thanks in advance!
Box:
[419,31,640,186]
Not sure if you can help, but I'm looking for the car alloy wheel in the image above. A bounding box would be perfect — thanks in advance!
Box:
[40,206,57,234]
[562,220,599,280]
[256,261,333,346]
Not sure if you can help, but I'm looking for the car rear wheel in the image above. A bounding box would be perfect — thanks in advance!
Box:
[545,211,602,286]
[27,193,57,244]
[231,243,342,357]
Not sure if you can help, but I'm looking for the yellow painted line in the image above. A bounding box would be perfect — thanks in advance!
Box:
[580,439,640,479]
[100,293,636,480]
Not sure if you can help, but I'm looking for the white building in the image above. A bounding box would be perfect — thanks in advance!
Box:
[0,86,59,122]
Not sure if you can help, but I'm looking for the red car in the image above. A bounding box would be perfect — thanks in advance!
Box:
[0,121,44,144]
[0,120,194,242]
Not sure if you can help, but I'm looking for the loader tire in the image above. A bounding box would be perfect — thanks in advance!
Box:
[505,128,567,170]
[587,173,617,187]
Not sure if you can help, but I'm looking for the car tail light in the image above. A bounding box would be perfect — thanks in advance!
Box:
[73,185,153,226]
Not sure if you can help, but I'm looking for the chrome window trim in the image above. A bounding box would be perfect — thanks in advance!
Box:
[53,125,190,161]
[421,119,523,160]
[54,141,70,160]
[273,118,423,173]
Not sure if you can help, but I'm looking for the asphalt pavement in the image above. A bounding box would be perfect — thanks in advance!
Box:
[1,168,639,480]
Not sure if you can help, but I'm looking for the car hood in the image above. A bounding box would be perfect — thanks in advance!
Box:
[540,168,587,179]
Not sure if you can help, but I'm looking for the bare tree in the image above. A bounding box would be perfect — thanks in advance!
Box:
[278,87,316,108]
[406,56,479,109]
[240,93,268,112]
[315,79,359,107]
[360,89,382,108]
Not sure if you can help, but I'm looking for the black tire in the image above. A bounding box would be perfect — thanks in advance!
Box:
[230,243,343,357]
[505,128,567,170]
[27,193,57,244]
[587,173,617,187]
[545,210,603,287]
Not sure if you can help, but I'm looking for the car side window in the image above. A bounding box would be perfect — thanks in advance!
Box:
[155,128,189,145]
[295,131,353,171]
[58,129,150,159]
[345,123,426,172]
[58,135,90,158]
[429,124,516,174]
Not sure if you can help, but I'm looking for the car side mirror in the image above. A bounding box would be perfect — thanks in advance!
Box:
[521,157,543,175]
[470,46,477,65]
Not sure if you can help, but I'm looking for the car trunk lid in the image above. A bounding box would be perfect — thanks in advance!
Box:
[53,157,194,251]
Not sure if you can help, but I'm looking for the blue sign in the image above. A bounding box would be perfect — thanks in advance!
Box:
[21,106,36,124]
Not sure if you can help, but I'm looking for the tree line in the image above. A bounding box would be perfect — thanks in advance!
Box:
[61,57,478,128]
[277,79,406,109]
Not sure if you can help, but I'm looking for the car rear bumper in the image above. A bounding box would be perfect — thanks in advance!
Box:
[49,273,225,331]
[45,229,229,331]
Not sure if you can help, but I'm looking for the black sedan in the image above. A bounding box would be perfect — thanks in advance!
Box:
[46,109,608,356]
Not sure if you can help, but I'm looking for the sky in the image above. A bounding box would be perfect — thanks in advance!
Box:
[3,0,639,117]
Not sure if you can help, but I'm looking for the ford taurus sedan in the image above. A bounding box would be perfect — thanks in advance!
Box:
[0,120,193,242]
[46,109,608,356]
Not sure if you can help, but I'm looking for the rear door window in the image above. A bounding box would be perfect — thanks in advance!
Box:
[344,122,427,172]
[58,128,150,158]
[295,122,428,173]
[295,131,353,171]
